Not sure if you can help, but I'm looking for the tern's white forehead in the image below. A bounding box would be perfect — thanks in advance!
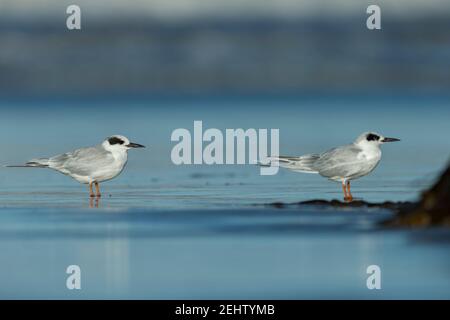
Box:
[105,135,130,146]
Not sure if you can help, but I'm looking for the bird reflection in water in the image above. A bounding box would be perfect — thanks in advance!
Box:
[89,197,100,208]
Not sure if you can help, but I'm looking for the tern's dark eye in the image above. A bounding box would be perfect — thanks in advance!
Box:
[108,137,125,145]
[366,133,380,141]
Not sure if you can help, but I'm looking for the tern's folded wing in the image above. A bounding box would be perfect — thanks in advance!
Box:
[49,146,114,176]
[314,145,365,178]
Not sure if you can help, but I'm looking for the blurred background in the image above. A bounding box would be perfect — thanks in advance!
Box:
[1,0,450,96]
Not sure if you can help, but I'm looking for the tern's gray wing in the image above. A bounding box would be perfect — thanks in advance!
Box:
[313,144,366,179]
[48,145,114,176]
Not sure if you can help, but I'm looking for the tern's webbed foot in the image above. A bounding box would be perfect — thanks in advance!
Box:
[344,196,354,202]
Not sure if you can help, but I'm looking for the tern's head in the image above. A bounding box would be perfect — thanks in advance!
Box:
[102,135,145,152]
[354,132,400,148]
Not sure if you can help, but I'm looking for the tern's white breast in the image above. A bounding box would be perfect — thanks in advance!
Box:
[93,150,128,182]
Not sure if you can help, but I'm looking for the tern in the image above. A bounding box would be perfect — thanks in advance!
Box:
[7,135,145,197]
[268,132,400,201]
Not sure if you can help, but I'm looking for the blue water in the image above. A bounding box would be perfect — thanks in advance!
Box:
[0,95,449,299]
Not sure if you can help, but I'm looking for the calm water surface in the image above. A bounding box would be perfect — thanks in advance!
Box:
[0,96,449,299]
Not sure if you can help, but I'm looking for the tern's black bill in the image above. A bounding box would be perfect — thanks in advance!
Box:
[382,137,400,142]
[127,142,146,148]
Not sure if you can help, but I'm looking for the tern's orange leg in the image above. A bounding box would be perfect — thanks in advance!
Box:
[94,181,101,198]
[342,182,348,201]
[89,183,95,198]
[346,181,353,202]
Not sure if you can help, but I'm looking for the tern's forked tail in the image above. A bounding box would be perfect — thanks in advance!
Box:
[5,158,50,168]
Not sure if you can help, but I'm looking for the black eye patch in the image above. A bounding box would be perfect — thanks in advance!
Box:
[366,134,380,141]
[108,137,125,145]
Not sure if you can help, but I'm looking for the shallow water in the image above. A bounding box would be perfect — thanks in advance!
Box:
[0,95,449,299]
[1,206,450,299]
